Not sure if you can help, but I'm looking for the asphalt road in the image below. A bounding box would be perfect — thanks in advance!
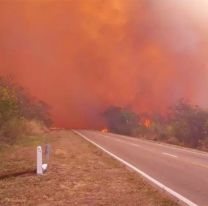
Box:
[75,130,208,206]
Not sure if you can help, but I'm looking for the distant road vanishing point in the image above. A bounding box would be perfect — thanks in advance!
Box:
[74,130,208,206]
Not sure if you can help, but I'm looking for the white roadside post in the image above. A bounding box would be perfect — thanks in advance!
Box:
[37,146,43,175]
[37,146,48,175]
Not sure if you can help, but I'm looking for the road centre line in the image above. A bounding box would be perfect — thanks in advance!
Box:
[162,152,178,158]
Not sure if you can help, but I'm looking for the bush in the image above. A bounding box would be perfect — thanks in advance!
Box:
[0,118,30,144]
[103,106,139,135]
[167,100,208,147]
[0,76,51,144]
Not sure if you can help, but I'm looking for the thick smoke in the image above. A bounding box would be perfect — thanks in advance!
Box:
[0,0,208,128]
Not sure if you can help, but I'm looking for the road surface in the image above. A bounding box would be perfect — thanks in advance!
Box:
[74,130,208,206]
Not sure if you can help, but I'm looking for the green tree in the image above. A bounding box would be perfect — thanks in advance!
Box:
[0,76,52,143]
[103,106,139,135]
[168,100,208,147]
[0,85,19,124]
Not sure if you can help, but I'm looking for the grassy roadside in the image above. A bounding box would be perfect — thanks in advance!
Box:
[0,130,179,206]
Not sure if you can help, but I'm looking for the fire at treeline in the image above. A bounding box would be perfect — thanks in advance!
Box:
[102,102,208,151]
[1,76,208,152]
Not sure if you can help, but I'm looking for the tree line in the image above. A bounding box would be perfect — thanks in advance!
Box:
[103,100,208,150]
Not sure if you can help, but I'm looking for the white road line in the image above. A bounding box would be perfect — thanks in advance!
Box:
[163,152,178,158]
[96,132,141,148]
[73,130,198,206]
[129,143,141,147]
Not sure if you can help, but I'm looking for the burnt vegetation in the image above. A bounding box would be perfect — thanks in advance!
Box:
[0,76,51,144]
[104,100,208,151]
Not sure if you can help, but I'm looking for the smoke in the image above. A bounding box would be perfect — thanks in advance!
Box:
[0,0,208,128]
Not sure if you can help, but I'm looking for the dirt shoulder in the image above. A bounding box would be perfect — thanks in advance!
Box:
[0,130,179,206]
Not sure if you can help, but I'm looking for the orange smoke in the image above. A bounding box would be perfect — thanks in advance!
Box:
[0,1,208,128]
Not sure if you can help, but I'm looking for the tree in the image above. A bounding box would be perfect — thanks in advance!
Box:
[0,77,52,126]
[168,100,208,147]
[0,76,52,143]
[103,106,139,135]
[0,84,19,124]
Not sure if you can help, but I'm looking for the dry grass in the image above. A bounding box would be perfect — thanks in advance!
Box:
[0,130,179,206]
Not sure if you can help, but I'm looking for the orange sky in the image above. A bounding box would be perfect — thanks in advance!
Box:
[0,0,208,128]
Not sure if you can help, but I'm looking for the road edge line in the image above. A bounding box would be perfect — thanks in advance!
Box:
[73,130,198,206]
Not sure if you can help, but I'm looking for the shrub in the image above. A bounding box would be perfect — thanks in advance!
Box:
[0,118,30,144]
[0,76,51,144]
[167,100,208,147]
[103,106,139,135]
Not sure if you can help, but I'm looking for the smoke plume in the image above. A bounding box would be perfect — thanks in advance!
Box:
[0,0,208,128]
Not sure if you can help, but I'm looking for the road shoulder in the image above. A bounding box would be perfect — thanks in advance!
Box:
[0,130,178,206]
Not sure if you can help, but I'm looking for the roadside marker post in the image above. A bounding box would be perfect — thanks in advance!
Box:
[37,146,49,175]
[45,144,51,163]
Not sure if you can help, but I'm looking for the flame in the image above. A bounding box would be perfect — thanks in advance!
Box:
[144,119,151,128]
[101,128,108,133]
